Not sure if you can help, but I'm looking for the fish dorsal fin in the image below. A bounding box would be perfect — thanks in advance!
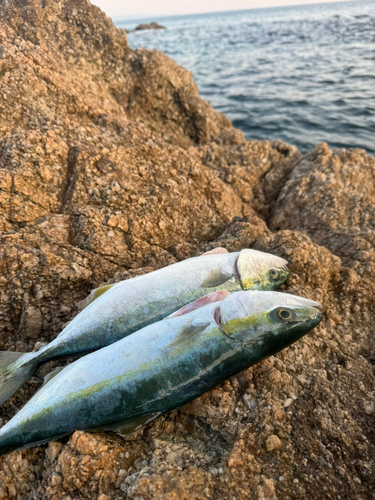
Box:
[168,291,230,318]
[203,247,228,255]
[163,320,211,351]
[201,268,234,288]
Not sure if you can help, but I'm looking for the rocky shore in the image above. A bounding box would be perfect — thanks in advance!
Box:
[0,0,374,498]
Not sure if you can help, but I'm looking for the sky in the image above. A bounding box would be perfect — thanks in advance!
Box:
[91,0,351,19]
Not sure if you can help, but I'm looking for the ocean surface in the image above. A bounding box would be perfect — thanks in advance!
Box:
[116,1,375,155]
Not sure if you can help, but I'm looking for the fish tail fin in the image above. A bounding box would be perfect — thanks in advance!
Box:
[0,351,38,408]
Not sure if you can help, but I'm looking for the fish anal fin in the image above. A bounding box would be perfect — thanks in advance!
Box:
[94,413,161,435]
[163,321,210,351]
[168,291,230,318]
[201,268,234,288]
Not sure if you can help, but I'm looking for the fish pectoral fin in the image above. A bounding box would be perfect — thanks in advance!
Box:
[163,321,210,351]
[201,268,234,288]
[167,291,230,318]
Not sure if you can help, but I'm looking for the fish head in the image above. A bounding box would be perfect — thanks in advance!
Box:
[218,291,322,356]
[237,249,289,290]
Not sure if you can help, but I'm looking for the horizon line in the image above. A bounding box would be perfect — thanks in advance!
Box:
[110,0,361,22]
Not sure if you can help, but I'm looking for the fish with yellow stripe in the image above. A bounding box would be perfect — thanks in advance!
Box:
[0,248,288,408]
[0,289,321,455]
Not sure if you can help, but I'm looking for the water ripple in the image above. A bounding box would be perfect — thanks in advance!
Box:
[118,0,375,155]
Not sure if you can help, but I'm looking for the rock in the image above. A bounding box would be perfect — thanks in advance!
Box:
[258,478,277,500]
[19,306,43,338]
[46,441,63,462]
[125,22,166,34]
[265,435,282,452]
[0,0,374,499]
[135,22,166,31]
[270,143,375,276]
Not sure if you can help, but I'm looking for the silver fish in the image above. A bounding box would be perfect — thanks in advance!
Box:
[0,248,288,408]
[0,290,321,455]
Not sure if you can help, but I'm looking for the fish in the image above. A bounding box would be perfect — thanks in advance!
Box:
[0,289,322,455]
[0,248,288,408]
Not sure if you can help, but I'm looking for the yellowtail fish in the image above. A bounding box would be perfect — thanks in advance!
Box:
[0,290,321,455]
[0,248,288,408]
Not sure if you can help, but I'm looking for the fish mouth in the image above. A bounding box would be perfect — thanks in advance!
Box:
[293,307,323,324]
[301,299,323,312]
[306,309,323,328]
[315,309,323,319]
[284,294,323,312]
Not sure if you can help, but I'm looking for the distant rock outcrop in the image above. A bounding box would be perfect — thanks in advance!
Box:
[0,0,374,499]
[126,21,166,34]
[135,21,166,30]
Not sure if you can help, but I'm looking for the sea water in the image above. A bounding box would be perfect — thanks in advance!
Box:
[116,0,375,155]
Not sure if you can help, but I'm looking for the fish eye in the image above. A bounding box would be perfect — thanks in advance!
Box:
[270,269,279,280]
[277,309,292,320]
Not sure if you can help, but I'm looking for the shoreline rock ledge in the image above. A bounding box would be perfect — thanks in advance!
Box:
[0,0,374,499]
